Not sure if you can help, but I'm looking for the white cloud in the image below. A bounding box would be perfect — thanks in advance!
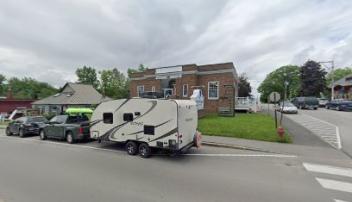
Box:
[0,0,351,91]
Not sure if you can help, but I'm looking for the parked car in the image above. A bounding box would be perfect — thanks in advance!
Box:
[291,97,319,110]
[325,100,352,111]
[276,101,298,114]
[6,116,48,137]
[40,115,90,144]
[318,98,329,107]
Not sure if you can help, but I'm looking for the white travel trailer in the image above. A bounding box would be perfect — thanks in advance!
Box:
[90,98,201,158]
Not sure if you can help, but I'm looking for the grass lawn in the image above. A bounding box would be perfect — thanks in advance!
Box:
[0,121,9,129]
[198,113,291,143]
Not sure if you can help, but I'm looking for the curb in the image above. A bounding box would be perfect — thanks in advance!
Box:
[202,141,279,154]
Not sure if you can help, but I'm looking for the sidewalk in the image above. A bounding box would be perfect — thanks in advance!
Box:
[202,135,351,166]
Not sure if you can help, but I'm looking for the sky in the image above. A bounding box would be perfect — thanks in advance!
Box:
[1,0,352,93]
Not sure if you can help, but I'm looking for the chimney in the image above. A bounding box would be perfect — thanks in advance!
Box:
[6,86,14,100]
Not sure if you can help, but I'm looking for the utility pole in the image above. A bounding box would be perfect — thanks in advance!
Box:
[318,60,335,100]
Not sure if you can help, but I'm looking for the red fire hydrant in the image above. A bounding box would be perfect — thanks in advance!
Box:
[277,126,285,138]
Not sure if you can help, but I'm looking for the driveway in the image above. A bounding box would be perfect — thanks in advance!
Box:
[297,108,352,157]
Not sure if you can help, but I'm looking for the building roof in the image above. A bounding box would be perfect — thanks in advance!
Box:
[330,74,352,88]
[32,83,111,105]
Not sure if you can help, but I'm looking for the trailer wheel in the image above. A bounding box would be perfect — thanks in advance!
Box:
[126,141,138,155]
[139,143,151,158]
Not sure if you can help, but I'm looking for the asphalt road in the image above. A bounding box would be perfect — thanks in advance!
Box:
[297,108,352,157]
[1,131,352,202]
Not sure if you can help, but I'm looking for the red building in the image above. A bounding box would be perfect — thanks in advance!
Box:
[0,99,35,115]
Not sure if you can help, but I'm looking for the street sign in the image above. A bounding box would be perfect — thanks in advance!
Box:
[269,92,281,103]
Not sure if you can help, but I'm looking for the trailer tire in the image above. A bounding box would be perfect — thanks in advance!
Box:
[139,143,151,158]
[126,141,138,155]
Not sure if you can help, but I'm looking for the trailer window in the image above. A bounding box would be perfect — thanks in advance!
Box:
[134,112,141,116]
[103,113,113,124]
[144,125,155,135]
[123,113,134,122]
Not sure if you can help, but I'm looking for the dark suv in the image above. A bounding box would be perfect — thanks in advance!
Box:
[6,116,48,137]
[291,97,319,110]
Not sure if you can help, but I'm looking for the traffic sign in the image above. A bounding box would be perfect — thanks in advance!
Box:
[269,92,281,103]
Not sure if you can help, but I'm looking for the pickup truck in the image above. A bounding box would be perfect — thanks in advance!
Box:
[40,115,90,144]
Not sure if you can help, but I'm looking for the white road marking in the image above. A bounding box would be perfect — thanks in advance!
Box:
[0,135,297,158]
[302,113,342,149]
[334,199,350,202]
[184,153,297,158]
[286,113,342,149]
[316,178,352,193]
[303,163,352,178]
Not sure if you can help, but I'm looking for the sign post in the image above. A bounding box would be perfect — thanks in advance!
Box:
[269,92,281,129]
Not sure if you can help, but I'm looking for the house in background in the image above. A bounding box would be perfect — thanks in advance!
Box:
[129,62,239,114]
[331,74,352,100]
[32,83,111,115]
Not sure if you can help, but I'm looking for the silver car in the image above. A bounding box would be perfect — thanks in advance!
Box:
[277,101,298,114]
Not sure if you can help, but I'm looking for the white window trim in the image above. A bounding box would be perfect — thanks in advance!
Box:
[182,84,188,97]
[137,85,144,97]
[208,81,219,100]
[151,86,155,92]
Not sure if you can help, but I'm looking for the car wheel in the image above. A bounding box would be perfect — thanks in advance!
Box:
[126,141,138,155]
[336,106,341,111]
[325,105,329,109]
[6,127,12,136]
[19,128,25,138]
[299,105,303,109]
[39,130,47,140]
[66,132,75,144]
[139,143,151,158]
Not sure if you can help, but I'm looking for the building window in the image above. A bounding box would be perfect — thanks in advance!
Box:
[208,81,219,100]
[151,86,155,92]
[183,84,188,97]
[137,85,144,97]
[103,113,113,124]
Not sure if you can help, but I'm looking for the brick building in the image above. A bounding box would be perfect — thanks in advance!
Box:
[129,62,238,113]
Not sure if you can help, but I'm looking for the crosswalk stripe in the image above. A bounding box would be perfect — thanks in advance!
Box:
[316,178,352,193]
[303,163,352,178]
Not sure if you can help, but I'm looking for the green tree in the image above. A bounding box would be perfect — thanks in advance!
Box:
[100,68,129,99]
[0,74,6,96]
[258,65,300,102]
[238,73,252,97]
[127,64,148,78]
[76,66,99,89]
[6,77,58,99]
[326,67,352,85]
[300,60,327,97]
